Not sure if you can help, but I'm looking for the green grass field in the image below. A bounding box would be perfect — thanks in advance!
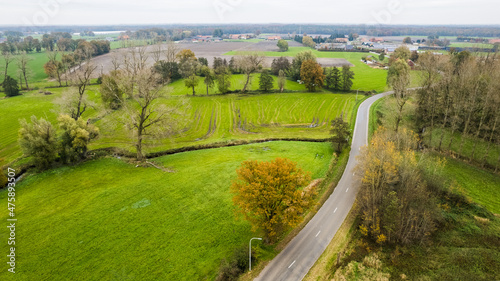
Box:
[168,73,307,96]
[0,80,358,166]
[0,52,51,83]
[449,42,494,48]
[94,91,359,154]
[433,153,500,214]
[225,47,389,92]
[0,141,334,280]
[0,87,100,166]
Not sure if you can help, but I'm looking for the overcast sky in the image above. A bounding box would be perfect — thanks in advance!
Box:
[2,0,499,26]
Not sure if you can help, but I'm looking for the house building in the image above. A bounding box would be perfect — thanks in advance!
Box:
[267,36,281,40]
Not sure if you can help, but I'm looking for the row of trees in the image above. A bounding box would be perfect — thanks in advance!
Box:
[415,51,500,169]
[43,40,110,87]
[0,32,78,54]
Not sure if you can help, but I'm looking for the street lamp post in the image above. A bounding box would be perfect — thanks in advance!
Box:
[249,237,262,271]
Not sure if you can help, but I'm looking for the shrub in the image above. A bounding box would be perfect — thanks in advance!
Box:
[58,114,99,163]
[216,246,251,281]
[18,116,58,169]
[3,75,20,97]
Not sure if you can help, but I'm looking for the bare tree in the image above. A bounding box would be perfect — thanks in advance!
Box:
[165,40,179,64]
[387,59,411,133]
[151,43,163,64]
[17,52,33,90]
[56,61,97,120]
[117,69,187,161]
[1,51,16,83]
[236,52,264,93]
[46,51,65,87]
[416,52,442,144]
[110,52,122,72]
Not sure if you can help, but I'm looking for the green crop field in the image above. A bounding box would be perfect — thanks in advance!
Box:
[94,91,359,154]
[225,47,389,92]
[0,141,334,280]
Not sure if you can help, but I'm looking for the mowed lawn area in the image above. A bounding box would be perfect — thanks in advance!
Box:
[225,47,389,92]
[0,141,334,280]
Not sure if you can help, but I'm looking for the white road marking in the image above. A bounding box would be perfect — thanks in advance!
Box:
[346,188,349,192]
[315,231,321,237]
[334,207,338,213]
[288,260,296,269]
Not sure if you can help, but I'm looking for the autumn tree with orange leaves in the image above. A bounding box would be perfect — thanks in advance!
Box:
[300,59,325,92]
[231,158,316,243]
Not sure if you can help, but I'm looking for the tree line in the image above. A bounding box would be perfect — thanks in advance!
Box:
[415,51,500,170]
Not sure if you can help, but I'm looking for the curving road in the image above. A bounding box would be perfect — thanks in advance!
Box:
[255,91,392,281]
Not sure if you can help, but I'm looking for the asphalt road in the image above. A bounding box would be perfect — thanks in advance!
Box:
[255,91,392,281]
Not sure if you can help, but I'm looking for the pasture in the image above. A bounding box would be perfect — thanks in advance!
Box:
[94,91,359,154]
[0,141,334,280]
[0,78,358,166]
[167,73,307,96]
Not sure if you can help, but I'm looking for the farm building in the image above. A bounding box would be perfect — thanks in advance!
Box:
[267,35,281,40]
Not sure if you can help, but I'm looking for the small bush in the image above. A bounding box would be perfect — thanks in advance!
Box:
[216,246,252,281]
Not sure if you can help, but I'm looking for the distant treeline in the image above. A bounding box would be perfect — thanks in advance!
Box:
[0,31,110,56]
[2,24,500,38]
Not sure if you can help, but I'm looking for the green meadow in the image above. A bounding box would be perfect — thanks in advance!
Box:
[0,74,359,166]
[0,141,333,280]
[0,52,51,83]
